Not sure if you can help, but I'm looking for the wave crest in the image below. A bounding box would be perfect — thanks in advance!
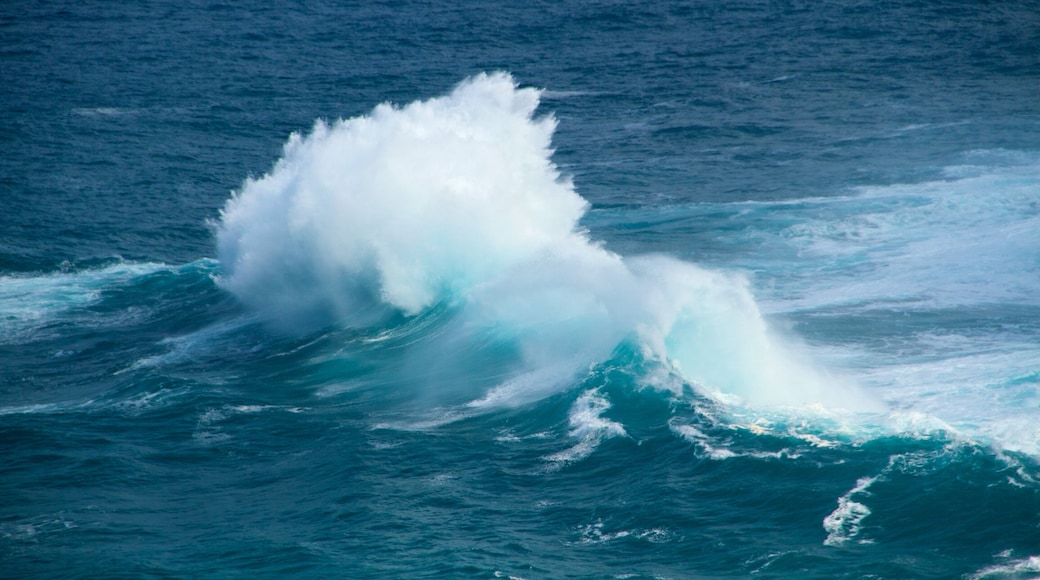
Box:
[217,72,586,328]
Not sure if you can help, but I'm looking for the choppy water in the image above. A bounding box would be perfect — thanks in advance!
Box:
[3,1,1040,578]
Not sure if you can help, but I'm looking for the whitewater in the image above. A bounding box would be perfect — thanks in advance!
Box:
[215,72,879,414]
[3,1,1040,577]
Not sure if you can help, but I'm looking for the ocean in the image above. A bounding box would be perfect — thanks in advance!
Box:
[3,1,1040,578]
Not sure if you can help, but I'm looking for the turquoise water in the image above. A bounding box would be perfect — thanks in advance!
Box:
[3,1,1040,578]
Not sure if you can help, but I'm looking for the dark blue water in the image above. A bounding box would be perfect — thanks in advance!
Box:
[3,1,1040,578]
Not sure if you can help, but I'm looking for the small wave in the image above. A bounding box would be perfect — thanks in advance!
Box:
[191,403,304,447]
[573,520,676,545]
[0,259,221,351]
[969,555,1040,580]
[0,262,167,344]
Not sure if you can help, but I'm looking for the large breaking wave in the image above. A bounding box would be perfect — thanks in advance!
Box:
[215,72,879,412]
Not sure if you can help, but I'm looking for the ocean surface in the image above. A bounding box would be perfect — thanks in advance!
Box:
[3,1,1040,578]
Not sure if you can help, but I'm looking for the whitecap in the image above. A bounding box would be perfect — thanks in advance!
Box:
[544,389,627,467]
[969,555,1040,580]
[823,475,877,546]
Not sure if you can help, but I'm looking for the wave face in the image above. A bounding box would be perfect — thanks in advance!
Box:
[583,151,1040,456]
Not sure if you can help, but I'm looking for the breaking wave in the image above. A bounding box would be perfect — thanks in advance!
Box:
[215,72,879,412]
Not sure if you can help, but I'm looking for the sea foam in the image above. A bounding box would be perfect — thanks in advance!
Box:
[216,73,879,412]
[217,72,586,327]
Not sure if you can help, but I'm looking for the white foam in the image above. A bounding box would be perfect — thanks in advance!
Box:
[823,475,877,546]
[217,72,587,327]
[670,423,737,460]
[857,348,1040,456]
[370,408,475,432]
[466,359,591,409]
[821,446,986,546]
[969,555,1040,580]
[544,390,627,466]
[574,520,676,545]
[627,255,881,411]
[772,157,1040,311]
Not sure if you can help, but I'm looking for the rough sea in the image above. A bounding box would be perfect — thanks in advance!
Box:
[3,1,1040,578]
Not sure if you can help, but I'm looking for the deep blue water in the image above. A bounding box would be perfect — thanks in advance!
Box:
[3,1,1040,578]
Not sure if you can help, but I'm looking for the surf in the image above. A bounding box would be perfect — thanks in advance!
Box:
[214,72,880,414]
